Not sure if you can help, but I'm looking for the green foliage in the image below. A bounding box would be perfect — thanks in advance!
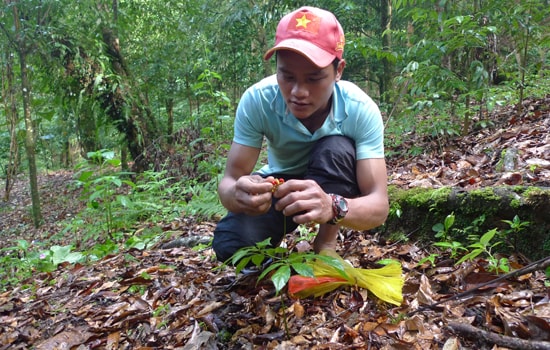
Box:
[432,212,455,241]
[2,0,550,295]
[457,228,509,273]
[0,240,84,290]
[226,238,346,295]
[0,163,200,291]
[502,215,530,234]
[501,215,530,252]
[388,0,550,142]
[73,150,199,248]
[295,224,318,243]
[432,213,468,258]
[124,226,163,251]
[430,212,531,273]
[183,177,226,220]
[418,253,438,268]
[75,150,136,238]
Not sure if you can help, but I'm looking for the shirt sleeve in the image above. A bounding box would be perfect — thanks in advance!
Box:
[233,87,265,149]
[354,101,385,159]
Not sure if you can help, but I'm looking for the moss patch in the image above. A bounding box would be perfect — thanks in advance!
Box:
[384,185,550,260]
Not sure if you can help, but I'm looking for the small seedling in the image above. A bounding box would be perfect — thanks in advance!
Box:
[457,228,509,273]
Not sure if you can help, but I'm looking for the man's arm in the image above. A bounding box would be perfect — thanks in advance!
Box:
[310,158,388,252]
[218,142,275,215]
[340,157,389,230]
[273,157,389,230]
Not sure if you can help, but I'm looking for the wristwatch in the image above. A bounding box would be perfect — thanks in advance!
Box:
[327,194,348,225]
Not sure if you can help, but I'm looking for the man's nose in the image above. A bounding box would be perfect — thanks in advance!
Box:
[291,82,308,98]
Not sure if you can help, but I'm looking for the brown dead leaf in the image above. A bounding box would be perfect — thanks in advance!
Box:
[195,301,224,318]
[417,275,438,306]
[35,328,93,350]
[292,300,305,319]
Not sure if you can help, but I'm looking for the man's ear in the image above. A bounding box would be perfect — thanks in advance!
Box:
[336,59,346,81]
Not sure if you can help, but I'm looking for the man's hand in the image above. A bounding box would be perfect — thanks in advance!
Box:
[233,175,275,215]
[273,179,334,224]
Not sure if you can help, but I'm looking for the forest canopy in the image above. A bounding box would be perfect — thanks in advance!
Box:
[1,0,549,224]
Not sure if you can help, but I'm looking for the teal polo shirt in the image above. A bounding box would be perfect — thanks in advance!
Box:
[233,74,384,175]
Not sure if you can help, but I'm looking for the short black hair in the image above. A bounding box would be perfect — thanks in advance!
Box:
[331,58,340,71]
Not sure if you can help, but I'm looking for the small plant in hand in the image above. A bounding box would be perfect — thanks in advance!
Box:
[271,178,285,192]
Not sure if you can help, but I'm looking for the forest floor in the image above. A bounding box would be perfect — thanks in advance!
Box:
[0,96,549,349]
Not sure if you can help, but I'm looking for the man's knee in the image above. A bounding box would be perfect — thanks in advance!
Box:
[306,135,359,197]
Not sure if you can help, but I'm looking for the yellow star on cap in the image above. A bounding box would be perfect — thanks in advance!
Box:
[295,14,311,29]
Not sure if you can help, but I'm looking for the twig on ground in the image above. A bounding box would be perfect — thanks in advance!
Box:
[447,321,550,350]
[409,256,550,316]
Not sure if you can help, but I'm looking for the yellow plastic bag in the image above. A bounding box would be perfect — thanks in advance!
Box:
[288,249,404,306]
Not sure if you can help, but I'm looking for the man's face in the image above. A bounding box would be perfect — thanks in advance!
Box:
[276,50,344,121]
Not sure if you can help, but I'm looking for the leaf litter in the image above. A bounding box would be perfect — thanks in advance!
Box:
[0,97,549,349]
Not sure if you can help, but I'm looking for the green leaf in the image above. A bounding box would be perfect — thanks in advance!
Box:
[50,245,83,265]
[291,262,314,277]
[255,238,272,249]
[271,265,291,294]
[316,255,349,280]
[106,158,121,167]
[444,213,455,231]
[251,253,265,267]
[117,195,131,207]
[101,150,116,160]
[63,252,84,264]
[16,240,30,251]
[78,170,94,183]
[377,259,401,266]
[258,262,282,281]
[480,228,497,246]
[229,249,250,265]
[498,258,510,273]
[432,222,444,233]
[456,248,484,265]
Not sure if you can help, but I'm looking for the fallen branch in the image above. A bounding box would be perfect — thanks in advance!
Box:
[447,321,550,350]
[409,256,550,316]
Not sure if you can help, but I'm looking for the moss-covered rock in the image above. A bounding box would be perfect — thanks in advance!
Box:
[383,186,550,260]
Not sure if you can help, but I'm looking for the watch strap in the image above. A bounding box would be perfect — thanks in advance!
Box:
[327,193,347,225]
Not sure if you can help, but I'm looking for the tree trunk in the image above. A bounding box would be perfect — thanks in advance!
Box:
[18,37,43,227]
[102,0,160,172]
[380,0,393,104]
[2,50,19,202]
[166,97,174,145]
[100,25,159,173]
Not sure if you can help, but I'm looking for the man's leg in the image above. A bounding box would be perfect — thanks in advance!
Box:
[305,135,360,252]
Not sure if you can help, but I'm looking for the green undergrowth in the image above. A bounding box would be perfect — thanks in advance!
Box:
[0,150,226,292]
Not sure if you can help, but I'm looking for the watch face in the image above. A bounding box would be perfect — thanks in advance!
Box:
[338,197,348,211]
[328,194,348,225]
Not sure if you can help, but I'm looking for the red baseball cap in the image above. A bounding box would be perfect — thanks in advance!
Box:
[264,6,345,68]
